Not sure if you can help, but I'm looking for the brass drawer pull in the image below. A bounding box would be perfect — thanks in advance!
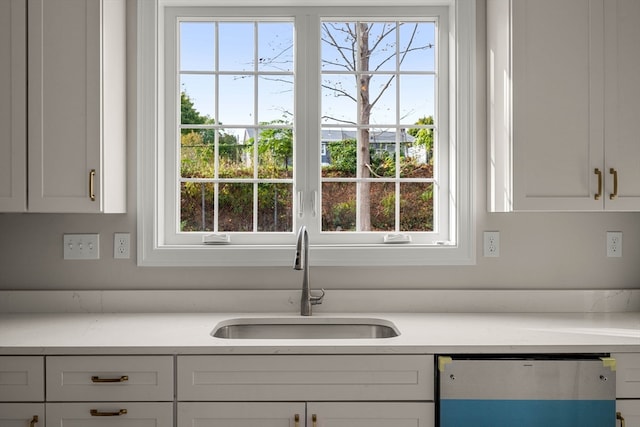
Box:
[294,414,300,427]
[91,375,129,383]
[30,415,38,427]
[610,168,618,200]
[90,409,128,417]
[594,168,602,200]
[89,169,96,201]
[312,414,317,427]
[617,411,625,427]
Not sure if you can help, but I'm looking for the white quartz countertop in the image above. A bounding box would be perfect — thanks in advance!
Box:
[1,312,639,355]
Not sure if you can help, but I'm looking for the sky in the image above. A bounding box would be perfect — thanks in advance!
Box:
[178,19,437,134]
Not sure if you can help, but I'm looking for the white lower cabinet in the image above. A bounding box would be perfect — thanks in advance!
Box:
[177,355,435,427]
[614,353,640,427]
[46,402,173,427]
[0,403,44,427]
[178,402,433,427]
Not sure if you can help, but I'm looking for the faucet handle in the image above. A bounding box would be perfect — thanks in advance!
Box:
[310,288,325,305]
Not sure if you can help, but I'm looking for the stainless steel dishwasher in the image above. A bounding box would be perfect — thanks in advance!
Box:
[438,355,617,427]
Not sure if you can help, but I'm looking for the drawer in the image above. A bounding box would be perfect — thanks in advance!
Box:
[613,353,640,398]
[0,403,44,426]
[0,356,44,401]
[46,402,173,427]
[46,356,173,401]
[616,400,640,427]
[177,355,434,401]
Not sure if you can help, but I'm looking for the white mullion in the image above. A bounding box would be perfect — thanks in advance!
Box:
[213,21,220,232]
[253,21,260,232]
[395,20,402,232]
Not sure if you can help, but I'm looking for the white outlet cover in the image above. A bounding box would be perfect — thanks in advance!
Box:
[607,231,622,257]
[114,232,131,259]
[483,231,500,257]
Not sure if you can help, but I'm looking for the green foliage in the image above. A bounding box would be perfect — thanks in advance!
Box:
[407,116,434,164]
[245,120,294,170]
[326,139,358,174]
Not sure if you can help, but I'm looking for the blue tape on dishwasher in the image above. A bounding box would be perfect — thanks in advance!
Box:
[440,399,615,427]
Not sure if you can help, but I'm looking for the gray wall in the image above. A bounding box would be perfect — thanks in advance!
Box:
[1,1,639,290]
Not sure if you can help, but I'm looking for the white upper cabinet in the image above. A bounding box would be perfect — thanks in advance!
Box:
[0,0,27,212]
[603,0,640,210]
[488,0,640,212]
[27,0,126,213]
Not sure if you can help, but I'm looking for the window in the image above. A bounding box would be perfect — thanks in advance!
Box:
[138,1,475,267]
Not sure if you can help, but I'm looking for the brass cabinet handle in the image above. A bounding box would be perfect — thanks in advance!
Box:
[30,415,38,427]
[89,169,96,201]
[617,411,625,427]
[594,168,602,200]
[294,414,300,427]
[610,168,618,200]
[312,414,317,427]
[91,375,128,383]
[90,409,128,417]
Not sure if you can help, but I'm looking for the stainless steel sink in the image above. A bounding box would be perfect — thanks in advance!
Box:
[212,317,399,339]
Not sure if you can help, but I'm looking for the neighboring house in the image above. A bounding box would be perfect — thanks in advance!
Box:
[240,128,421,166]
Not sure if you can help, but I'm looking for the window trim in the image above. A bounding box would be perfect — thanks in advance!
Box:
[137,0,475,267]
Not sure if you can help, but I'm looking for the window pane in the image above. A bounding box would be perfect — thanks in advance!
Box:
[180,182,215,231]
[258,127,293,179]
[399,21,436,72]
[402,124,434,178]
[218,75,254,124]
[258,75,294,123]
[180,22,215,71]
[180,75,214,123]
[321,74,357,125]
[219,22,254,71]
[258,22,294,72]
[321,129,357,178]
[360,22,397,72]
[321,21,356,72]
[400,75,435,125]
[322,182,356,231]
[369,181,395,232]
[400,182,433,231]
[181,130,214,178]
[367,74,396,124]
[219,183,254,231]
[258,183,293,232]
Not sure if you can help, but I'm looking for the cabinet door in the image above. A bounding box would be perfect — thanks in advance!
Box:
[604,0,640,210]
[0,0,27,212]
[307,402,434,427]
[511,0,604,211]
[46,403,172,427]
[0,356,44,402]
[617,401,640,427]
[178,402,304,427]
[27,0,126,213]
[0,403,44,427]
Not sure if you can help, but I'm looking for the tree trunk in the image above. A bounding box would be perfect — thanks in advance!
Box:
[357,23,372,231]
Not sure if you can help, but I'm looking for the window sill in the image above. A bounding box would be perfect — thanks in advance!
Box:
[137,242,475,267]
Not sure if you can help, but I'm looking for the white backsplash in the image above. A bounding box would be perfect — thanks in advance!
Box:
[1,289,638,313]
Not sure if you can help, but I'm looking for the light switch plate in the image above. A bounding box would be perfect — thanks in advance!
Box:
[63,234,100,260]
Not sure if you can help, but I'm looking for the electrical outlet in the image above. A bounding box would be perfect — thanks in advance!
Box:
[483,231,500,257]
[63,234,100,260]
[607,231,622,257]
[114,233,130,259]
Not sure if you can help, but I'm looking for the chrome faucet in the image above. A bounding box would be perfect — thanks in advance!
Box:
[294,226,325,316]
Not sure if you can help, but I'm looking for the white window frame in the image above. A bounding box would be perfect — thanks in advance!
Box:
[137,0,475,267]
